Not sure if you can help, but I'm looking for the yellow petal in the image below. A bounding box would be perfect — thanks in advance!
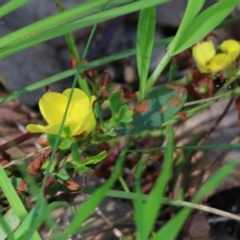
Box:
[63,88,90,122]
[26,124,48,133]
[39,92,67,125]
[207,53,231,72]
[62,88,89,103]
[73,96,97,136]
[82,109,97,133]
[192,41,216,66]
[220,39,240,54]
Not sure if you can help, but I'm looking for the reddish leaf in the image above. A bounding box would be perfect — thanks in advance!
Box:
[65,179,80,191]
[28,150,51,175]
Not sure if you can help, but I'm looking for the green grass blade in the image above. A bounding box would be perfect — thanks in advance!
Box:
[0,210,16,240]
[60,149,126,239]
[0,166,41,240]
[0,0,109,48]
[143,125,174,239]
[22,202,70,240]
[0,166,27,219]
[137,6,156,100]
[0,0,30,18]
[12,208,36,239]
[168,0,204,54]
[0,0,169,57]
[170,0,240,55]
[151,160,238,240]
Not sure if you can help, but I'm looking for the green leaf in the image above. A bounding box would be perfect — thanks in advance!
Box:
[76,165,89,174]
[63,125,72,137]
[83,151,107,165]
[169,0,240,55]
[54,172,69,181]
[109,91,124,116]
[59,138,75,150]
[137,6,156,100]
[47,134,62,148]
[115,84,187,135]
[117,105,134,123]
[64,161,75,169]
[71,142,81,162]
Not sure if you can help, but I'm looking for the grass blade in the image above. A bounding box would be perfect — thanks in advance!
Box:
[151,160,238,240]
[143,125,174,239]
[0,210,16,240]
[168,0,204,54]
[0,0,168,57]
[137,6,156,100]
[0,0,30,18]
[0,165,41,240]
[170,0,240,55]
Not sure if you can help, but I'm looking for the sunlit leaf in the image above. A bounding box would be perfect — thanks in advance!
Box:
[83,151,107,165]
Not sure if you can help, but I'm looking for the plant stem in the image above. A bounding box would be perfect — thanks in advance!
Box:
[146,52,171,92]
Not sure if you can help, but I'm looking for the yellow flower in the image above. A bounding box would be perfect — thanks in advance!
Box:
[27,88,96,138]
[192,39,240,72]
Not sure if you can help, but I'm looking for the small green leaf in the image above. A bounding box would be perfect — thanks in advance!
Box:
[64,162,74,169]
[63,125,72,137]
[54,172,69,181]
[47,134,62,148]
[71,142,81,162]
[41,160,56,173]
[109,91,123,116]
[83,151,107,166]
[59,138,75,150]
[117,105,133,123]
[76,165,89,174]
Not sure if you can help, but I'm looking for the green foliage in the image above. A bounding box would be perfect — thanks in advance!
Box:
[0,0,239,238]
[137,6,156,100]
[109,91,124,116]
[169,0,240,55]
[83,151,107,165]
[0,166,41,239]
[109,91,134,125]
[47,134,62,148]
[58,138,75,150]
[147,0,240,91]
[116,84,187,135]
[151,160,238,240]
